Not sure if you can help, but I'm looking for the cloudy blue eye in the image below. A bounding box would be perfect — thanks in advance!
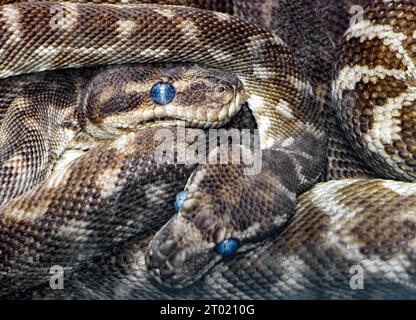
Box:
[174,191,188,212]
[150,82,176,105]
[214,238,239,257]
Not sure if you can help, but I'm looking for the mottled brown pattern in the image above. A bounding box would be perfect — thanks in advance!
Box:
[0,0,327,296]
[364,1,416,60]
[347,76,408,134]
[353,218,416,261]
[0,70,82,206]
[2,0,416,300]
[339,37,408,71]
[394,101,416,167]
[0,126,203,296]
[323,180,416,261]
[334,0,416,181]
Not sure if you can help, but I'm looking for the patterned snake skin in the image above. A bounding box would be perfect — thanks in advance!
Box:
[0,0,416,299]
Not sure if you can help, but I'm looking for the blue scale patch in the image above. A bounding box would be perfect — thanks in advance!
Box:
[150,82,176,105]
[174,191,188,212]
[214,238,239,257]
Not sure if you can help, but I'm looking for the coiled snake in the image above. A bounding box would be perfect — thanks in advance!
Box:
[0,0,416,299]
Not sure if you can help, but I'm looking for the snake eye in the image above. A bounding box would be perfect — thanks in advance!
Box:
[174,191,187,212]
[150,82,176,105]
[214,238,239,257]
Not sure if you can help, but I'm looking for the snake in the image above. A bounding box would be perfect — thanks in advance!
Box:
[1,0,416,299]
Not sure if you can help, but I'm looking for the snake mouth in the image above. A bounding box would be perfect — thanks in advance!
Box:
[146,247,221,290]
[145,219,223,289]
[135,118,229,130]
[83,93,246,139]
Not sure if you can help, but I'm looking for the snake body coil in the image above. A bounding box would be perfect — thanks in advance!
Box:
[0,0,416,299]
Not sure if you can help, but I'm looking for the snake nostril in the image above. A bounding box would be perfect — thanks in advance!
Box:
[210,85,233,104]
[215,85,226,94]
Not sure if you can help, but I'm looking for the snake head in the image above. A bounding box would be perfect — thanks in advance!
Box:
[146,151,294,289]
[83,63,246,139]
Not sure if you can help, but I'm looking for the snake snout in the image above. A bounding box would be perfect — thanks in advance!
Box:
[145,217,220,289]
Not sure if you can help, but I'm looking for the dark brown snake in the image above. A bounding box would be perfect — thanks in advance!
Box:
[1,0,416,299]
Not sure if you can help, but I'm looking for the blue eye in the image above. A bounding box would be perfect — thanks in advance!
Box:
[214,238,239,257]
[174,191,188,212]
[150,82,176,105]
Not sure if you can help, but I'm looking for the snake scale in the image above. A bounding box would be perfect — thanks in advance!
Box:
[0,0,416,299]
